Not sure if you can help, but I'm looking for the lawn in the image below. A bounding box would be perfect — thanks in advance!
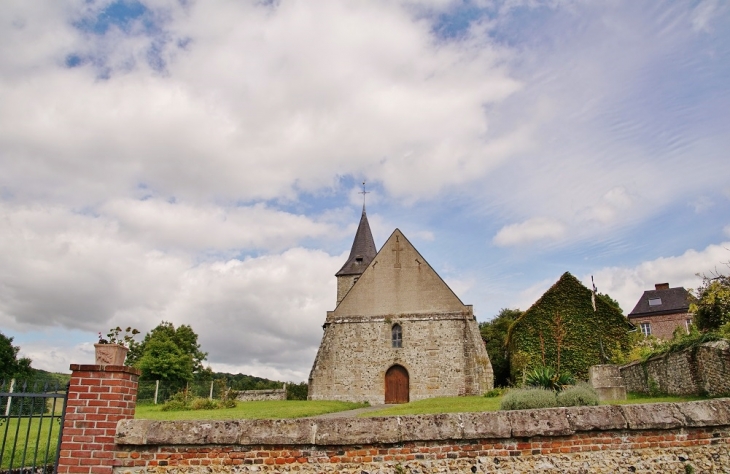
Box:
[362,396,502,417]
[134,400,368,420]
[601,392,710,405]
[361,393,712,417]
[0,417,62,470]
[134,393,714,421]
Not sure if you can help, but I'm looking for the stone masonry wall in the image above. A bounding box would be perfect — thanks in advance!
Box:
[621,340,730,396]
[236,388,286,402]
[308,313,492,404]
[114,399,730,474]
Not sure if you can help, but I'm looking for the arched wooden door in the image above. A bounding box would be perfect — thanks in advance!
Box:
[384,365,409,404]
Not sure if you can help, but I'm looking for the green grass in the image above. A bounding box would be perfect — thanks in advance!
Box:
[362,393,712,417]
[133,392,716,420]
[1,417,62,470]
[362,396,502,417]
[134,400,368,420]
[601,392,710,405]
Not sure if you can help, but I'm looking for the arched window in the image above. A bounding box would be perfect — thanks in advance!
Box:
[392,324,402,348]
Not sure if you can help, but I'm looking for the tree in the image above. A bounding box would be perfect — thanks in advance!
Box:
[479,308,522,387]
[128,321,208,388]
[0,331,33,381]
[691,273,730,331]
[597,293,623,314]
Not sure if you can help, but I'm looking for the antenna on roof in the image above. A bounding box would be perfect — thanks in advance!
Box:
[359,180,370,212]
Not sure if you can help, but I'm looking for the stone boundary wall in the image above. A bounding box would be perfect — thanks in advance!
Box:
[236,388,286,402]
[621,340,730,396]
[114,399,730,473]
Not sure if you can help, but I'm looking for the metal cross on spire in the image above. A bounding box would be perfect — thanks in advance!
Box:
[359,180,370,212]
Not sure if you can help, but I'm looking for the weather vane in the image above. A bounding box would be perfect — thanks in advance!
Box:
[359,180,370,211]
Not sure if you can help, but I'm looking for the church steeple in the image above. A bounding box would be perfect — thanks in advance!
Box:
[335,207,377,304]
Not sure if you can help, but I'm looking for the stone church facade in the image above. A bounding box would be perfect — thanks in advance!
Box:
[308,209,493,404]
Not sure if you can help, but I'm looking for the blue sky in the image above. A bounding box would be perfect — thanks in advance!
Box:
[1,0,729,381]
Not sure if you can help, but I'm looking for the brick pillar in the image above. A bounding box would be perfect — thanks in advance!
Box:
[57,364,141,474]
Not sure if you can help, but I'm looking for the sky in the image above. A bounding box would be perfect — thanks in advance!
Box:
[1,0,729,383]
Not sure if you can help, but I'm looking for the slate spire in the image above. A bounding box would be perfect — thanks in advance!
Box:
[335,207,377,276]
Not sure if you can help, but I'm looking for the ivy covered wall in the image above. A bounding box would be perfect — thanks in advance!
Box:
[508,272,632,380]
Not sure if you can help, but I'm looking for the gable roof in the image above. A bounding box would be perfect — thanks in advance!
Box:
[335,208,377,277]
[628,286,690,318]
[333,229,467,317]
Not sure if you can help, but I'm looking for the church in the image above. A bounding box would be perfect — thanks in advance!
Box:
[308,207,493,404]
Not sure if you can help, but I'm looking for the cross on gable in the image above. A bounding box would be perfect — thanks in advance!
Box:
[392,235,403,268]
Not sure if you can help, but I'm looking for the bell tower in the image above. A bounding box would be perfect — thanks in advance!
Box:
[335,206,377,305]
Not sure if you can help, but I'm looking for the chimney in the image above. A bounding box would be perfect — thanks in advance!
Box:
[655,283,670,291]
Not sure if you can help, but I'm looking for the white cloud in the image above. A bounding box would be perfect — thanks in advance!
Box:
[103,198,342,252]
[0,202,346,380]
[689,196,714,213]
[0,0,522,207]
[578,187,634,225]
[588,241,730,314]
[492,217,565,247]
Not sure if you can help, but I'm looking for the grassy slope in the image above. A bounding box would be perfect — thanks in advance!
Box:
[362,393,711,417]
[134,393,714,420]
[134,400,367,420]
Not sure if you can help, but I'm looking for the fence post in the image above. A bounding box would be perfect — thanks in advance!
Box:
[4,378,14,416]
[209,380,214,400]
[56,364,141,474]
[154,379,159,404]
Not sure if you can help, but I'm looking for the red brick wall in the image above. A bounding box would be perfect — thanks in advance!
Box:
[630,312,692,339]
[57,364,140,474]
[115,427,728,467]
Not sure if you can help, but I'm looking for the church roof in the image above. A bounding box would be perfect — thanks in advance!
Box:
[335,208,377,277]
[333,228,468,316]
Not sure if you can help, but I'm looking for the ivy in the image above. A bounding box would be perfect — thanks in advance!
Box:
[507,272,631,381]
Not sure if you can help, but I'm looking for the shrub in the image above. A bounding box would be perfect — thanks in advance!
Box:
[190,397,220,410]
[525,366,574,392]
[500,387,557,410]
[160,399,190,411]
[484,387,506,398]
[556,382,599,407]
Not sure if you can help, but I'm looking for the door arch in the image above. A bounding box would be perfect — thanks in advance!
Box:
[384,365,409,404]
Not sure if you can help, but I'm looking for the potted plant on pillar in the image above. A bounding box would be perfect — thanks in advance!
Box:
[95,326,140,366]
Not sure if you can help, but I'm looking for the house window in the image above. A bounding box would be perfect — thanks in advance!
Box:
[686,319,693,333]
[640,322,651,336]
[392,324,402,348]
[648,298,662,306]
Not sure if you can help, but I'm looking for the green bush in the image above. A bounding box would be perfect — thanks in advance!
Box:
[160,399,190,411]
[190,397,220,410]
[484,387,506,398]
[160,388,237,411]
[556,382,599,407]
[525,366,574,391]
[500,387,558,410]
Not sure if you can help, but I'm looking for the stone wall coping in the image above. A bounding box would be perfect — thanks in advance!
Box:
[70,364,142,375]
[116,398,730,447]
[620,340,730,369]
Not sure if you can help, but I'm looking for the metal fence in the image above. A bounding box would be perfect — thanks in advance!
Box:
[0,379,67,474]
[136,380,221,405]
